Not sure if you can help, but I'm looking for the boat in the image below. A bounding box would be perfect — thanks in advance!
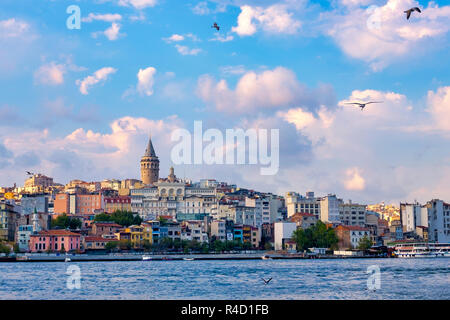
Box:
[261,255,272,260]
[393,242,450,258]
[142,255,152,261]
[64,257,71,262]
[183,257,194,261]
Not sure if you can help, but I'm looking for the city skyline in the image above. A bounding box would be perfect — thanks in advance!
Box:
[1,0,450,205]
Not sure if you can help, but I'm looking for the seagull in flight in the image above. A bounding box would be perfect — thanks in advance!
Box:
[211,22,220,31]
[26,171,34,175]
[344,101,383,110]
[262,277,273,285]
[404,7,421,20]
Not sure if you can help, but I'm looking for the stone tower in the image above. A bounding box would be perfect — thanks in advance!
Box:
[140,136,159,185]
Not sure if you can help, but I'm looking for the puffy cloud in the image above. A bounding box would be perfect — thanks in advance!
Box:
[192,1,227,15]
[92,23,123,41]
[327,0,450,70]
[344,167,366,191]
[163,34,185,42]
[197,66,334,113]
[76,67,117,95]
[232,4,301,36]
[0,18,29,39]
[118,0,158,9]
[137,67,157,96]
[175,45,202,56]
[210,33,234,42]
[82,13,122,23]
[34,62,66,85]
[426,86,450,131]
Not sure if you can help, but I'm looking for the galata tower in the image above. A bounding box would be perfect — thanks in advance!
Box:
[140,136,159,185]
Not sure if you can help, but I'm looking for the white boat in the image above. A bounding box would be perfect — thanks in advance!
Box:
[142,255,152,261]
[64,257,71,262]
[394,242,450,258]
[261,255,272,260]
[183,258,194,261]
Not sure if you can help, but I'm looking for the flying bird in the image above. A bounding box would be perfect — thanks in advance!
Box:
[211,22,220,31]
[344,101,383,110]
[262,277,272,285]
[26,171,34,175]
[404,7,421,20]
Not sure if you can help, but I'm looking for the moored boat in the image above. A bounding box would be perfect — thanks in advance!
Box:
[394,242,450,258]
[142,255,152,261]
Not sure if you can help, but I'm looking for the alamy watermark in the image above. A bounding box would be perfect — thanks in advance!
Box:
[366,265,381,291]
[170,121,280,175]
[66,5,81,30]
[66,265,81,290]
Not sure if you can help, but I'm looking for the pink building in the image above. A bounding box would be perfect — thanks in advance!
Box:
[29,230,81,252]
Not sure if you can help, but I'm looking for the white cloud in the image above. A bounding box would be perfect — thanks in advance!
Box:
[34,62,66,86]
[163,34,185,42]
[82,13,122,23]
[118,0,158,9]
[197,67,308,113]
[175,45,202,56]
[76,67,117,95]
[92,23,123,41]
[192,1,227,15]
[344,167,366,191]
[0,18,29,39]
[426,86,450,131]
[137,67,157,96]
[210,33,234,42]
[327,0,450,70]
[232,4,301,36]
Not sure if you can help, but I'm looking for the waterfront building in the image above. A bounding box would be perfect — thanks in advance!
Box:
[319,194,342,223]
[335,225,371,250]
[210,220,226,241]
[400,202,428,233]
[425,199,450,243]
[274,221,297,251]
[121,225,153,246]
[29,230,81,252]
[0,202,20,241]
[286,191,321,219]
[142,220,160,244]
[181,220,208,243]
[17,225,33,251]
[339,202,367,226]
[83,236,118,251]
[159,222,181,242]
[90,222,123,237]
[289,212,318,229]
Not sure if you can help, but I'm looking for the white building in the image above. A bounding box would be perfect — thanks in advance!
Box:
[274,221,297,251]
[339,202,367,226]
[285,191,321,218]
[426,199,450,243]
[400,203,428,233]
[210,220,226,241]
[319,194,342,223]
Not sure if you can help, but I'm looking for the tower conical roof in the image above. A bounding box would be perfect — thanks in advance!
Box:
[144,136,157,157]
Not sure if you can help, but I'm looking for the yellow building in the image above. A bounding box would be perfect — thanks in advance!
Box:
[116,225,153,246]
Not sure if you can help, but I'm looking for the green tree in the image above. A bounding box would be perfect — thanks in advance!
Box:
[264,242,273,251]
[105,241,118,251]
[51,213,81,230]
[358,235,372,251]
[0,242,11,255]
[13,243,20,254]
[93,213,113,222]
[292,221,338,252]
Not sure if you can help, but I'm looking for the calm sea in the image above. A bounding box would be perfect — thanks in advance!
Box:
[0,258,449,299]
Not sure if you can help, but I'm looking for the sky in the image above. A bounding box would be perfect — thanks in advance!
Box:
[0,0,449,205]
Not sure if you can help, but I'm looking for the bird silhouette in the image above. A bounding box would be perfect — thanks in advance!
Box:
[344,101,383,110]
[212,22,220,31]
[404,7,421,20]
[262,277,272,285]
[26,171,33,175]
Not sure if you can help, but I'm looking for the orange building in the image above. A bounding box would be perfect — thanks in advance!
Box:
[104,196,131,213]
[54,193,104,215]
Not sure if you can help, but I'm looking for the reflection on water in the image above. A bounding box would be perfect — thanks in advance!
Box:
[0,258,448,300]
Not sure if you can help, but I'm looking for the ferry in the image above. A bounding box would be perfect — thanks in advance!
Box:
[394,242,450,258]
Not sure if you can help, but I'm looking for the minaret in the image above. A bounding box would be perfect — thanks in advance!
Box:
[32,207,40,233]
[140,136,159,185]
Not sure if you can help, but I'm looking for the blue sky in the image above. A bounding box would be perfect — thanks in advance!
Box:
[0,0,450,204]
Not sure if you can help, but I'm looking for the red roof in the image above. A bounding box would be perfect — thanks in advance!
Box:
[84,236,117,242]
[31,230,80,237]
[337,225,370,231]
[92,222,122,228]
